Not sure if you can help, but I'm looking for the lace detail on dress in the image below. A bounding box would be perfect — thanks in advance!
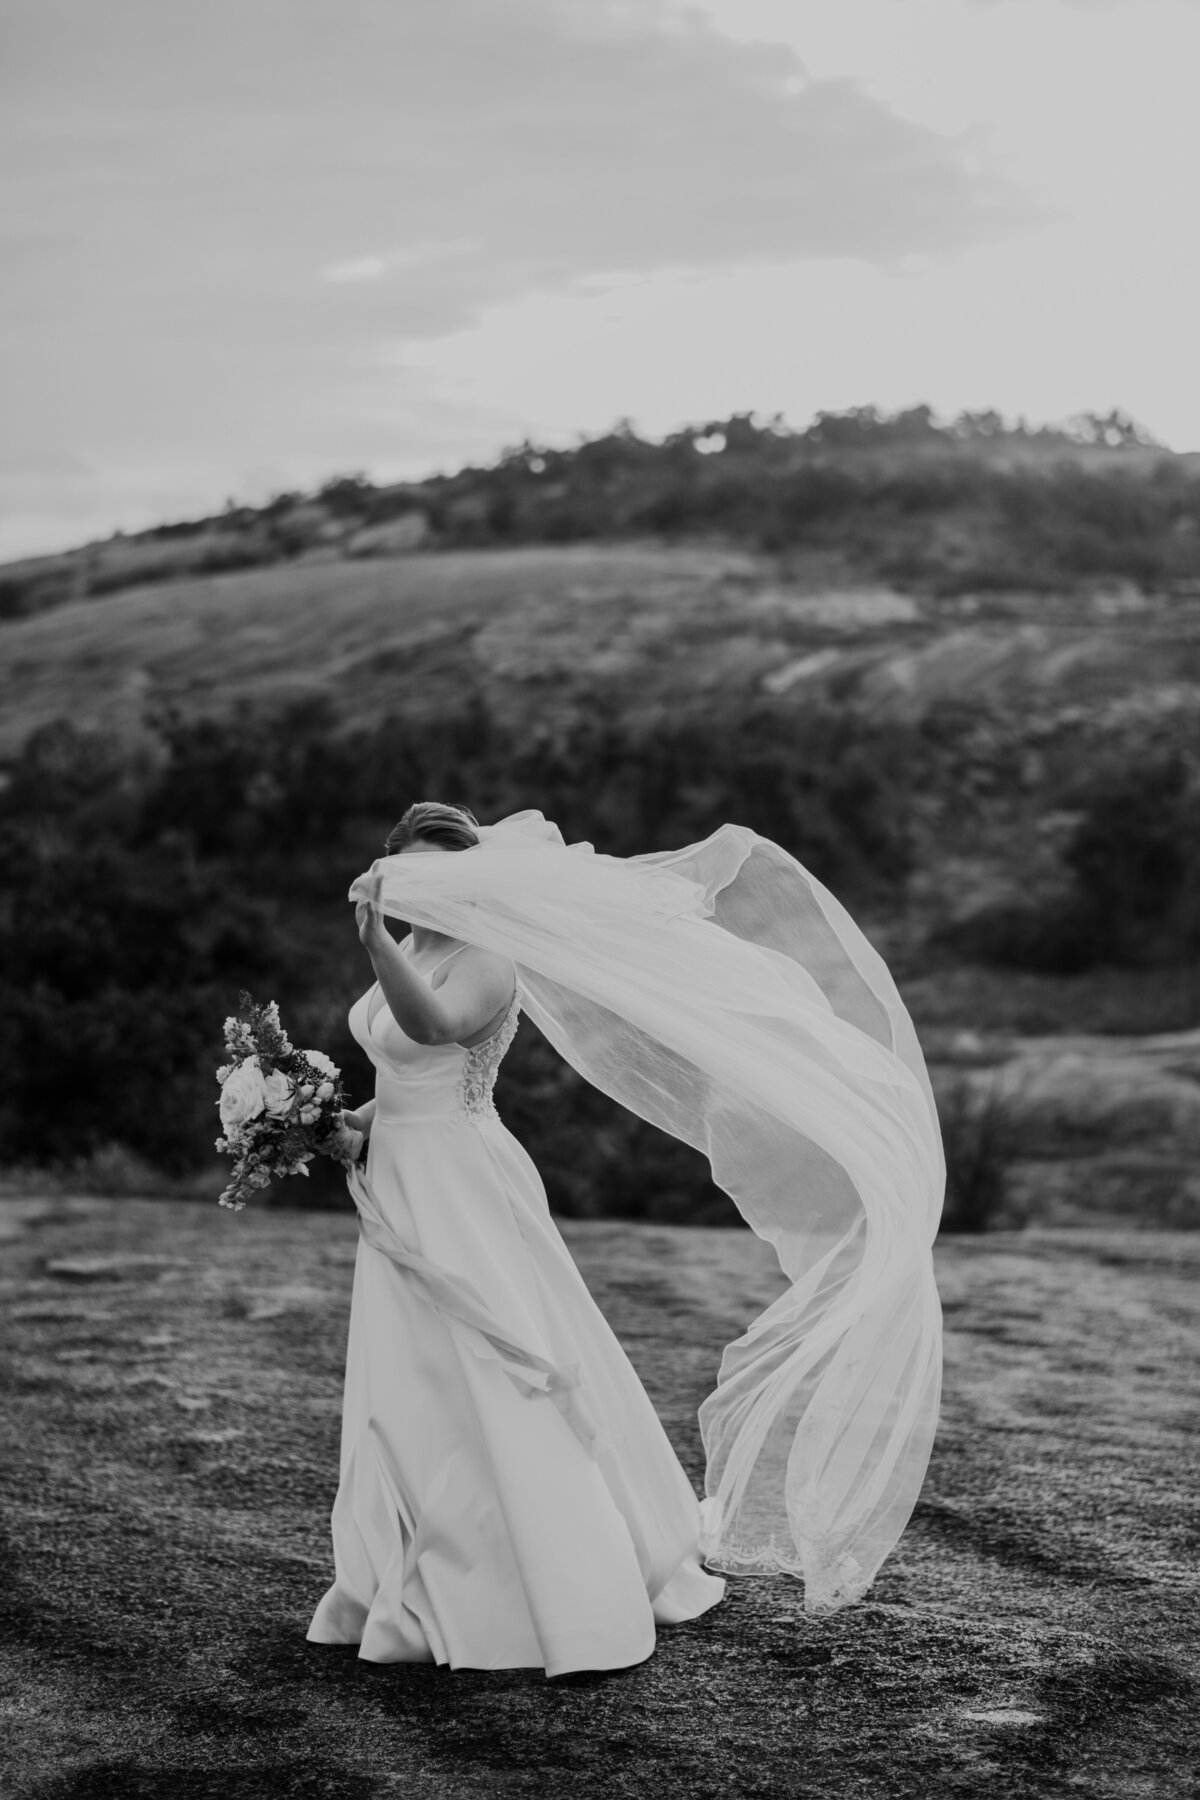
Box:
[457,989,520,1121]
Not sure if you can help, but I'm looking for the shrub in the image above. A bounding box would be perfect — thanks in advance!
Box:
[0,563,79,618]
[937,1074,1026,1234]
[0,694,919,1199]
[934,753,1200,974]
[1063,752,1200,960]
[933,893,1106,975]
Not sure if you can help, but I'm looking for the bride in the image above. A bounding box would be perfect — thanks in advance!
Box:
[307,799,945,1678]
[306,801,726,1676]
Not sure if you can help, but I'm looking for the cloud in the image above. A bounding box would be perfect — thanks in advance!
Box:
[3,0,1042,313]
[338,0,1041,304]
[0,0,1049,553]
[320,240,481,286]
[321,257,390,285]
[966,0,1197,7]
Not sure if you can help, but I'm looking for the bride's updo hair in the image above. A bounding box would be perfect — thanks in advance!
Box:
[384,801,481,854]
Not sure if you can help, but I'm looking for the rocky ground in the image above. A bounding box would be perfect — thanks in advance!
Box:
[1,1196,1197,1799]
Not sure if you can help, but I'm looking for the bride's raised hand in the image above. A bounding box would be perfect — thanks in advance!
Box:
[355,865,386,948]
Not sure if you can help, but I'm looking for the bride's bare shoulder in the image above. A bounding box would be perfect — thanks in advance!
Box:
[427,943,517,1045]
[436,943,514,992]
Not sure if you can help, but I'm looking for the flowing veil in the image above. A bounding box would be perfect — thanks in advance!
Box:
[350,808,945,1612]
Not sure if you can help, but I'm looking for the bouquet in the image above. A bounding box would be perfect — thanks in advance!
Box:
[215,991,361,1210]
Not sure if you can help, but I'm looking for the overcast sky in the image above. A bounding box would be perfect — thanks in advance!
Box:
[2,0,1197,559]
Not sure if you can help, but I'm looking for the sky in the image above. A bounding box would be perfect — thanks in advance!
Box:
[2,0,1198,559]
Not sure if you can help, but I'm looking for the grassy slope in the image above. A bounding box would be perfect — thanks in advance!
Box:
[5,537,1200,757]
[0,542,765,756]
[2,1197,1196,1799]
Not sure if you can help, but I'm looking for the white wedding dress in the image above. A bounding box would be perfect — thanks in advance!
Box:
[306,936,726,1676]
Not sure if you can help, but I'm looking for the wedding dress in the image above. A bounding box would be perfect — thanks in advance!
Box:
[306,935,726,1675]
[339,812,945,1617]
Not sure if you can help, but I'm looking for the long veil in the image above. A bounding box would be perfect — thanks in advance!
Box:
[350,808,944,1612]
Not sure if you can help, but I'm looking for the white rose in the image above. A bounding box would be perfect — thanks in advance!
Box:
[315,1080,335,1101]
[218,1061,267,1129]
[261,1067,295,1118]
[302,1049,339,1079]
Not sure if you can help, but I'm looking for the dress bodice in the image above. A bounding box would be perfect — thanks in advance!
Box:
[349,939,520,1126]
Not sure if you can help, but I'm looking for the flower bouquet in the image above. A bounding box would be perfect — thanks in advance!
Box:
[215,991,361,1210]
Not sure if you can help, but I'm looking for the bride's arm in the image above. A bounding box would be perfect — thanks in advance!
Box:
[356,874,513,1045]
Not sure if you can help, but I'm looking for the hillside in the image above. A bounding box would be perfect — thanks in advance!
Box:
[2,1197,1196,1798]
[4,536,1200,756]
[2,406,1199,1216]
[0,542,762,754]
[3,538,1200,1216]
[3,404,1200,625]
